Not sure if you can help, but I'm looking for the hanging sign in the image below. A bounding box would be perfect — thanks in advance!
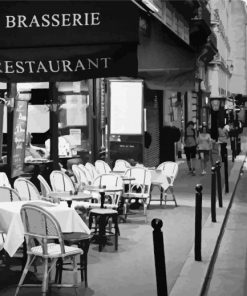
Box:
[11,97,28,178]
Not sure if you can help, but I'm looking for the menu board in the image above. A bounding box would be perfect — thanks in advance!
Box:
[11,99,28,178]
[110,80,143,135]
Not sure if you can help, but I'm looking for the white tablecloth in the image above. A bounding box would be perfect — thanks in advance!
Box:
[0,200,90,257]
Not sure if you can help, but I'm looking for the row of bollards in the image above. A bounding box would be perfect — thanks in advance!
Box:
[152,158,229,294]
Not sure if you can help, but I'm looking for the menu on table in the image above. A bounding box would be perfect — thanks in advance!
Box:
[11,99,28,178]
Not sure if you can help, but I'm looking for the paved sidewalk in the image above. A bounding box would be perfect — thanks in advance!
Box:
[203,161,247,296]
[170,131,247,296]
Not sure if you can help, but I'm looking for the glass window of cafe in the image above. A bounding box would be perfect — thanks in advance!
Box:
[1,81,90,158]
[56,81,90,157]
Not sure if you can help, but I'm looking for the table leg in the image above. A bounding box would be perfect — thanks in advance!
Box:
[100,192,105,209]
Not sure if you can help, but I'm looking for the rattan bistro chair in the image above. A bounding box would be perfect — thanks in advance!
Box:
[50,170,76,193]
[78,164,94,184]
[14,178,41,201]
[15,204,83,296]
[95,160,112,175]
[0,186,21,202]
[122,167,152,222]
[113,159,131,173]
[85,162,99,180]
[37,175,52,198]
[156,161,179,206]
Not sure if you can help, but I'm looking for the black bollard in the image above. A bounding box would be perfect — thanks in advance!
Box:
[195,184,203,261]
[211,167,217,222]
[223,149,229,194]
[215,161,223,208]
[151,219,168,296]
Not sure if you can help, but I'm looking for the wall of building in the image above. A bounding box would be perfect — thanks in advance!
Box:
[230,0,247,95]
[208,0,232,97]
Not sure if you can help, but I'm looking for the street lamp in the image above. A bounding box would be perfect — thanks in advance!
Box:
[210,97,226,111]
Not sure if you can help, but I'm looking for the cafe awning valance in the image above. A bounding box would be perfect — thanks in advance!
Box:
[0,0,139,82]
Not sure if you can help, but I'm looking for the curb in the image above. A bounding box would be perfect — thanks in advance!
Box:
[169,153,246,296]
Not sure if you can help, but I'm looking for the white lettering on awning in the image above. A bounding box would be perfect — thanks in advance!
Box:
[0,57,112,74]
[5,12,101,28]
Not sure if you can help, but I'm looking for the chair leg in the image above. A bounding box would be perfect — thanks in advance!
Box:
[164,192,167,205]
[42,258,49,296]
[22,240,27,271]
[160,187,163,206]
[143,202,148,223]
[55,258,63,284]
[15,254,33,296]
[108,219,112,233]
[148,185,153,208]
[169,187,177,207]
[123,203,128,221]
[114,215,119,251]
[81,253,88,288]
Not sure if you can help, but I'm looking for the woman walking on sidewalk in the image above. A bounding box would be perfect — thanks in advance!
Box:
[184,121,197,175]
[197,126,212,175]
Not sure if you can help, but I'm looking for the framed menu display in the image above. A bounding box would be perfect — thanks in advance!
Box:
[11,98,28,178]
[109,80,143,135]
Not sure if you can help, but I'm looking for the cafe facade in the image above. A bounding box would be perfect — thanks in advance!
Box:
[0,0,217,179]
[0,0,139,179]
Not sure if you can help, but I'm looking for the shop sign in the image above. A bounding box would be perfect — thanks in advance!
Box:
[0,43,138,82]
[11,98,28,178]
[0,1,139,81]
[0,1,139,48]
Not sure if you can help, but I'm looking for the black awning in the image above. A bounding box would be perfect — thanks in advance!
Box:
[0,1,139,82]
[138,68,195,91]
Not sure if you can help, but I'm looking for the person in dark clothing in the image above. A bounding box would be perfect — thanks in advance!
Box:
[160,125,181,162]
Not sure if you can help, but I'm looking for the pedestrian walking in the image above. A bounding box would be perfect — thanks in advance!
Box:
[218,124,229,162]
[228,122,236,161]
[184,121,197,175]
[197,126,212,175]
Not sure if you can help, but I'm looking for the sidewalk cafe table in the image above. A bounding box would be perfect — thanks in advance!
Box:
[48,191,93,204]
[83,185,123,208]
[0,200,90,257]
[83,185,122,251]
